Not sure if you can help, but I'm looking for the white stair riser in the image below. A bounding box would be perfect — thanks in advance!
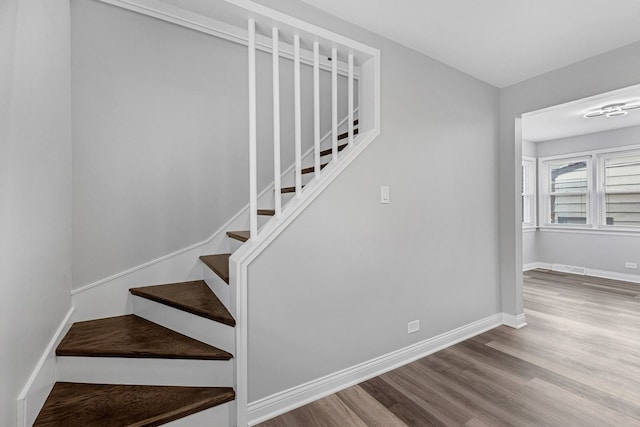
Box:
[164,400,234,427]
[228,237,244,254]
[203,267,234,317]
[56,357,233,386]
[132,295,234,353]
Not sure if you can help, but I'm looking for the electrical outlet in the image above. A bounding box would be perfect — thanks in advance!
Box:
[407,320,420,334]
[625,262,638,269]
[380,186,390,204]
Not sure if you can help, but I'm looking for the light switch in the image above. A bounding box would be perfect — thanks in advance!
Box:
[380,186,390,204]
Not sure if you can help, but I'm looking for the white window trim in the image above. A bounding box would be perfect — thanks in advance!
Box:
[539,154,593,228]
[538,143,640,233]
[522,156,537,229]
[597,148,640,231]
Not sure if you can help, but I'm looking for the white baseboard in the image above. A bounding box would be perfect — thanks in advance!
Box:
[523,262,540,271]
[247,313,504,426]
[523,262,640,284]
[583,267,640,284]
[17,307,75,427]
[502,312,527,329]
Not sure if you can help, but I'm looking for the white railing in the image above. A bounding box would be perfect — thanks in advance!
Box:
[246,24,373,240]
[228,1,380,425]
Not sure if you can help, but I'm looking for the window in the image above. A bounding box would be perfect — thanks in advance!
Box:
[539,146,640,231]
[601,151,640,227]
[542,157,591,225]
[522,157,536,227]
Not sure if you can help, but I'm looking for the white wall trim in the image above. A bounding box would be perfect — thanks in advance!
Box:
[95,0,360,78]
[523,262,540,271]
[586,267,640,284]
[538,226,640,237]
[524,261,640,284]
[17,307,75,427]
[71,205,248,295]
[501,312,527,329]
[247,313,503,425]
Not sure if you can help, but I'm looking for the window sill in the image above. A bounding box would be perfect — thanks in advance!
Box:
[538,226,640,237]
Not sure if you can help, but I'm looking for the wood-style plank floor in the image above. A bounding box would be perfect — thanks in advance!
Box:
[257,269,640,426]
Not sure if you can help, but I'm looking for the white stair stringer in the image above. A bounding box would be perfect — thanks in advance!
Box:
[132,295,235,354]
[56,357,233,387]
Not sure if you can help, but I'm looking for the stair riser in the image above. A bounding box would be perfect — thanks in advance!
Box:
[229,237,245,253]
[57,357,233,386]
[132,295,234,353]
[164,400,234,426]
[203,267,234,317]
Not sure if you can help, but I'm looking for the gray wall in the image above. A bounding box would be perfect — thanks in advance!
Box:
[71,0,349,288]
[500,41,640,316]
[522,231,538,266]
[248,0,500,402]
[530,125,640,276]
[0,0,72,424]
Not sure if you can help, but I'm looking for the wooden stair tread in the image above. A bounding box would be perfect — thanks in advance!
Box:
[301,163,329,175]
[280,185,303,194]
[337,127,358,141]
[130,281,235,327]
[320,143,348,157]
[57,315,232,360]
[227,230,249,242]
[200,254,230,284]
[257,209,275,216]
[34,382,234,427]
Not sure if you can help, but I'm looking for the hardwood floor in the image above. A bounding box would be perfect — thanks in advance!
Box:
[257,269,640,426]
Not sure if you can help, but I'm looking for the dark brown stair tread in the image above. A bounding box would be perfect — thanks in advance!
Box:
[56,315,232,360]
[130,281,235,327]
[320,143,348,157]
[200,254,230,284]
[337,127,358,141]
[258,209,275,216]
[301,163,329,175]
[227,230,249,242]
[280,186,302,194]
[34,382,234,427]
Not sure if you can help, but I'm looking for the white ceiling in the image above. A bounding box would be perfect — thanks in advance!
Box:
[522,84,640,142]
[299,0,640,88]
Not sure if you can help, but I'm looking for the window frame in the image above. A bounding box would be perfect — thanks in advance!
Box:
[539,154,593,228]
[538,144,640,233]
[597,148,640,230]
[522,156,537,229]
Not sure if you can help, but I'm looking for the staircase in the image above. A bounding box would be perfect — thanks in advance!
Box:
[35,276,236,425]
[27,1,380,425]
[33,121,360,425]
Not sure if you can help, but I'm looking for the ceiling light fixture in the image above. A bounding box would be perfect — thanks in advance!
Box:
[583,102,640,118]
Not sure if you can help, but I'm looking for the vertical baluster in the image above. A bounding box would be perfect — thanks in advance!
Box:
[272,28,281,216]
[248,19,257,238]
[313,41,320,178]
[348,53,354,147]
[331,47,338,162]
[294,35,302,196]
